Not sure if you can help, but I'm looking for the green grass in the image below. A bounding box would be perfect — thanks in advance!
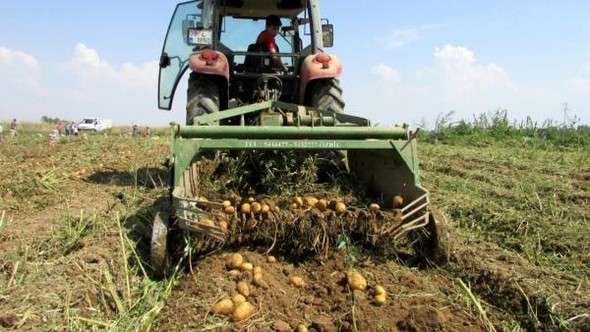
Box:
[421,110,590,149]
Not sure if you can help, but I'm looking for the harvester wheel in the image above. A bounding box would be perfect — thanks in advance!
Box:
[150,211,170,278]
[423,209,451,265]
[310,78,345,113]
[186,74,220,125]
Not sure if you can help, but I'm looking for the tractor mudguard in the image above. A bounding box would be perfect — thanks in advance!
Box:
[299,53,343,102]
[189,50,230,81]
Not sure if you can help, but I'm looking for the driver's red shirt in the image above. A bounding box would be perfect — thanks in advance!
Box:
[256,30,278,53]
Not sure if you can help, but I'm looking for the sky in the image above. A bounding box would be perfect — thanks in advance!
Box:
[1,0,589,126]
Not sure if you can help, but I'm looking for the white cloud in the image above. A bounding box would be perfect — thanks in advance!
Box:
[433,44,514,101]
[71,43,158,89]
[370,63,401,82]
[0,46,41,88]
[356,44,522,126]
[379,24,444,49]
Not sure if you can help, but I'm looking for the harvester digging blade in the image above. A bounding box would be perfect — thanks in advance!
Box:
[151,211,170,278]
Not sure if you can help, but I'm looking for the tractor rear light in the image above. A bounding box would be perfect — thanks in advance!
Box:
[199,50,219,65]
[314,53,332,69]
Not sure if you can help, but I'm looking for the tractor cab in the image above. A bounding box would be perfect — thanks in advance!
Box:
[158,0,336,115]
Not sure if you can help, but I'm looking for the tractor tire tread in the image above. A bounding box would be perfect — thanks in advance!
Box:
[186,76,220,125]
[311,78,345,114]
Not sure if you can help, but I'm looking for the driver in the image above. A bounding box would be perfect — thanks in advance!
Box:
[256,15,287,71]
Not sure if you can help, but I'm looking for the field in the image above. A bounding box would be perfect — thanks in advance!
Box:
[0,123,588,331]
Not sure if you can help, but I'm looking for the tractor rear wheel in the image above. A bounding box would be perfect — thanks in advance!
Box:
[310,78,345,113]
[186,74,220,125]
[310,78,347,169]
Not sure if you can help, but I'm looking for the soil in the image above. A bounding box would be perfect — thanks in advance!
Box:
[157,249,483,331]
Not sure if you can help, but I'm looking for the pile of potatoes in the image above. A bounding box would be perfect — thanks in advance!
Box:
[211,252,313,330]
[211,253,279,322]
[226,193,405,216]
[212,252,388,326]
[346,270,388,306]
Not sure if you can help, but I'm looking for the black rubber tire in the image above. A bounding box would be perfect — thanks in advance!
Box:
[310,78,347,169]
[310,78,345,113]
[186,74,220,125]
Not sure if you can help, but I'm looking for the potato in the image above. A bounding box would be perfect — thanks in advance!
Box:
[222,200,232,208]
[304,196,318,208]
[248,196,255,203]
[317,199,328,211]
[227,253,243,269]
[273,206,281,213]
[293,197,304,206]
[335,202,347,213]
[393,195,404,208]
[374,285,386,296]
[251,202,262,214]
[228,269,241,277]
[240,262,254,272]
[369,203,381,212]
[290,203,299,210]
[374,293,386,306]
[237,281,250,297]
[212,299,234,315]
[224,206,236,214]
[241,203,251,214]
[232,294,246,305]
[201,217,214,226]
[253,272,268,288]
[267,256,277,263]
[296,325,309,332]
[347,271,367,291]
[289,276,305,288]
[261,204,270,214]
[232,302,255,322]
[253,266,263,275]
[218,220,228,232]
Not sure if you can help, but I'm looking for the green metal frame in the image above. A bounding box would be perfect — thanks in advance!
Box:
[170,101,420,187]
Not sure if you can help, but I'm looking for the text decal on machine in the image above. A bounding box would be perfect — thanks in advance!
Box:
[244,140,341,149]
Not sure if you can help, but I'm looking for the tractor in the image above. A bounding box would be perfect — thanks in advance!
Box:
[153,0,449,277]
[158,0,343,124]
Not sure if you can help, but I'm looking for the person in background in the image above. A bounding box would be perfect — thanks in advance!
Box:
[132,124,139,137]
[57,121,65,136]
[9,119,17,139]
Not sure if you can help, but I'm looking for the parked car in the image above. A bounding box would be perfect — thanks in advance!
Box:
[77,118,112,132]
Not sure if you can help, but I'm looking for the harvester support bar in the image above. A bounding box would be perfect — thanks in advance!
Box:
[195,101,273,125]
[177,126,408,140]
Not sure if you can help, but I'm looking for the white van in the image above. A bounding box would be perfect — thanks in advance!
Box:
[78,118,113,132]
